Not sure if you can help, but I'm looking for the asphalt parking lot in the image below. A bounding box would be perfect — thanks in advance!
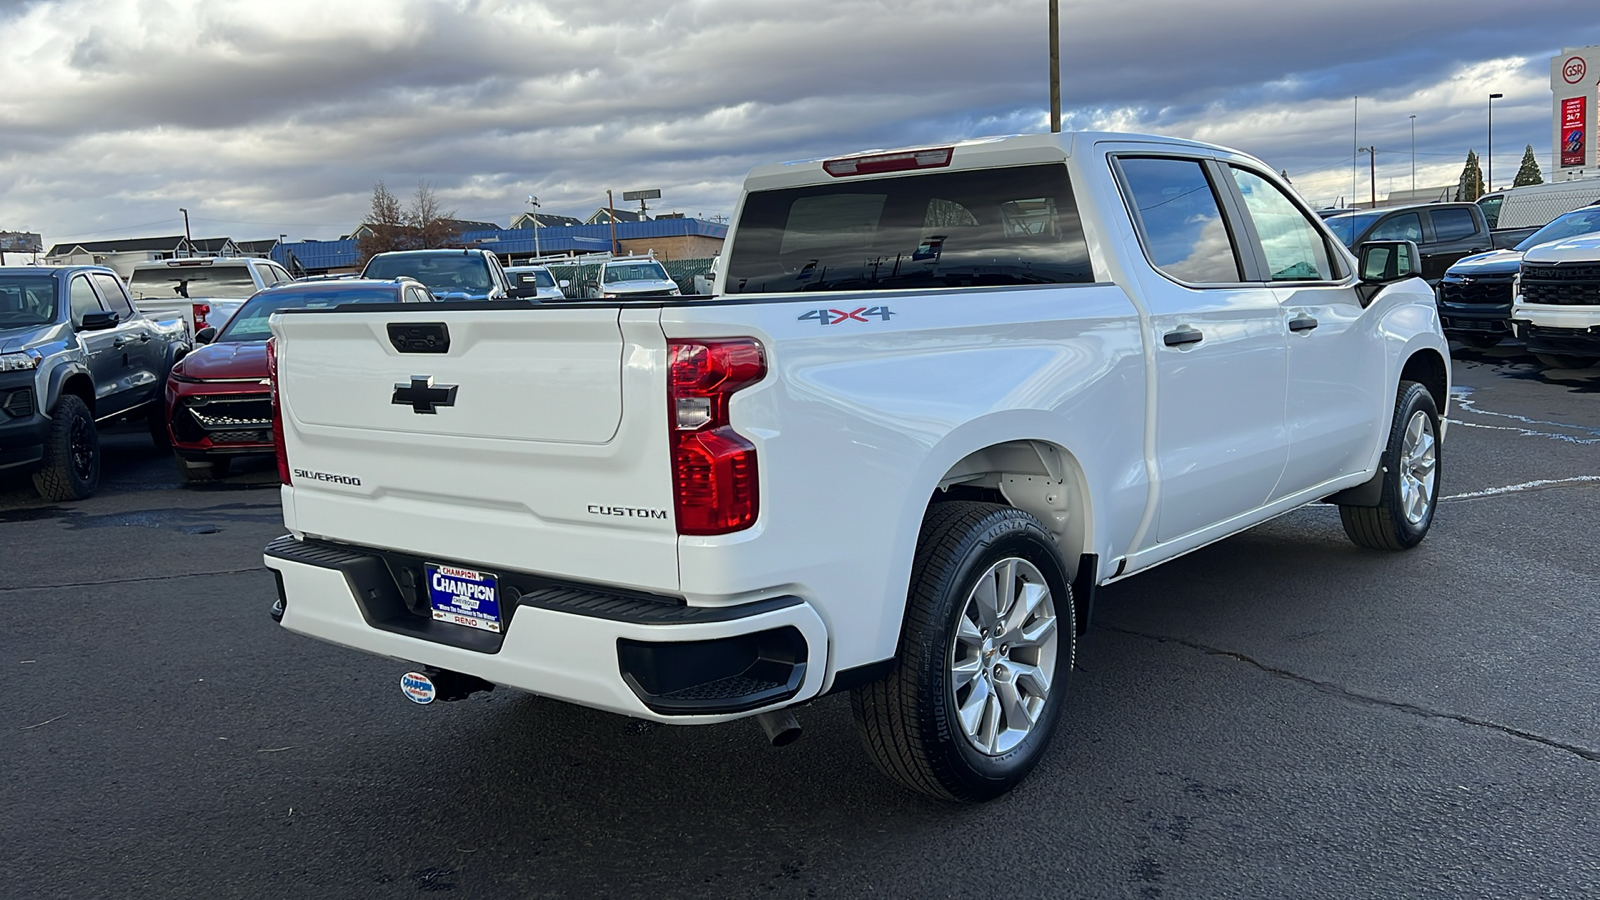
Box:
[3,346,1598,899]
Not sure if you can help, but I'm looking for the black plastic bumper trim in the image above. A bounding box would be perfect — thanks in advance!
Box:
[264,535,804,653]
[618,627,808,715]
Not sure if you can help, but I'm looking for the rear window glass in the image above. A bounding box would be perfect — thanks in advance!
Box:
[724,164,1094,294]
[128,264,258,300]
[364,254,493,293]
[218,288,398,341]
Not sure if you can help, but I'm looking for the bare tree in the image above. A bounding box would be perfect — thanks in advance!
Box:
[356,180,408,263]
[408,181,459,249]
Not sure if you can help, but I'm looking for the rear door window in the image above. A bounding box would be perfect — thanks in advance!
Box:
[725,163,1093,293]
[1117,157,1243,284]
[90,272,137,318]
[128,264,261,299]
[1430,208,1479,242]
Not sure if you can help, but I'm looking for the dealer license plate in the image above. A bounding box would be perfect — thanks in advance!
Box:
[425,564,502,633]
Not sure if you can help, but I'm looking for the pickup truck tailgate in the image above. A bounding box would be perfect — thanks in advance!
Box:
[271,305,680,593]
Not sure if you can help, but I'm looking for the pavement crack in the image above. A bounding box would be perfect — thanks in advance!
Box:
[0,565,265,594]
[1100,623,1600,764]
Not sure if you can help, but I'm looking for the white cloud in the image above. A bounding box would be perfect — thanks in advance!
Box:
[0,0,1595,243]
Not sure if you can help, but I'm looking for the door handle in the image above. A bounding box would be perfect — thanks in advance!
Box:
[112,337,128,349]
[1162,327,1204,347]
[136,333,151,343]
[1288,316,1320,333]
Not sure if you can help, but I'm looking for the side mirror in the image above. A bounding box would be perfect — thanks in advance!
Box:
[195,326,218,344]
[506,284,539,300]
[558,279,570,289]
[1357,240,1421,284]
[79,310,120,331]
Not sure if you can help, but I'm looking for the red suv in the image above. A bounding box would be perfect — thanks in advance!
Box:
[162,278,430,480]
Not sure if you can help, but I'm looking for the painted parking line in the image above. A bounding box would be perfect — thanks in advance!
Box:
[1442,475,1600,502]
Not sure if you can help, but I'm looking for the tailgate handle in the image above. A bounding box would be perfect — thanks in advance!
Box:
[387,322,450,354]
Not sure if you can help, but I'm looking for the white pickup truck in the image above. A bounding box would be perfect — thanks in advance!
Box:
[264,133,1449,801]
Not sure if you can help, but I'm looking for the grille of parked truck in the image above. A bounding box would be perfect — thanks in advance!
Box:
[262,132,1449,801]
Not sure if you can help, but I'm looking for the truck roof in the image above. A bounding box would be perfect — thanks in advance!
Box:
[743,131,1234,192]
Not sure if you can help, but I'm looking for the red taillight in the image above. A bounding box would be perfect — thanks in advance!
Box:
[267,337,290,485]
[192,302,211,331]
[822,146,953,177]
[667,339,765,535]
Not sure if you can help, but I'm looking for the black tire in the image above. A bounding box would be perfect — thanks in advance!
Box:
[176,455,230,482]
[852,501,1074,802]
[1452,334,1501,350]
[32,394,100,502]
[1533,352,1597,370]
[147,405,171,448]
[1339,381,1440,551]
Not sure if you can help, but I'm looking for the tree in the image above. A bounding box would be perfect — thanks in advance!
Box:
[356,179,462,263]
[1513,144,1545,187]
[1454,150,1486,202]
[356,180,407,263]
[408,181,458,249]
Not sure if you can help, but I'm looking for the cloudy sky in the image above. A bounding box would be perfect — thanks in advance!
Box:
[2,0,1597,248]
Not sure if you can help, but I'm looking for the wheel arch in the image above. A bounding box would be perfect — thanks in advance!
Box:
[47,364,95,416]
[870,414,1103,661]
[1399,347,1448,416]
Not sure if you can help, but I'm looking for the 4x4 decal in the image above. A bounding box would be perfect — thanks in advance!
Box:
[798,306,895,325]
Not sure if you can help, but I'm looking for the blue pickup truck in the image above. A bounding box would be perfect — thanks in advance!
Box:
[0,266,188,500]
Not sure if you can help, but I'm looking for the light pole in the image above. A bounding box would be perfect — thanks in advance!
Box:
[1048,0,1060,133]
[1409,115,1417,194]
[1487,92,1504,194]
[1358,146,1377,208]
[526,195,542,259]
[178,207,192,251]
[1352,96,1358,208]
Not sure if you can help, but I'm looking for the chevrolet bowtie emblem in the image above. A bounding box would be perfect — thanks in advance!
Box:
[392,375,458,414]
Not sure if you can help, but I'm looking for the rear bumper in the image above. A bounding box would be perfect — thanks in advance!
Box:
[264,535,828,722]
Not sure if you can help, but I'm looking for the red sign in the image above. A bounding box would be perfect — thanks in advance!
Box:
[1562,97,1587,168]
[1564,56,1587,85]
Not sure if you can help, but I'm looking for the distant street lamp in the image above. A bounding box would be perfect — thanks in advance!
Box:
[1487,92,1504,194]
[526,195,542,259]
[1409,115,1417,194]
[178,207,192,247]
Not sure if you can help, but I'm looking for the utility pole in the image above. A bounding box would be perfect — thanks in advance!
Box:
[526,195,542,259]
[1048,0,1060,133]
[1358,146,1377,207]
[607,190,618,255]
[1409,115,1417,194]
[1487,92,1504,193]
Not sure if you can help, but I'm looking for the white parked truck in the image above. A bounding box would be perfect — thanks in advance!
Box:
[1510,231,1600,370]
[127,256,293,338]
[263,133,1449,801]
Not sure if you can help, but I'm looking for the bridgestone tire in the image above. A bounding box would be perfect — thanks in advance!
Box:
[32,394,100,502]
[1339,381,1440,551]
[1533,353,1597,370]
[851,501,1074,802]
[177,456,230,482]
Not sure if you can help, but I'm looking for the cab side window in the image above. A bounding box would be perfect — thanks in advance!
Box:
[69,276,105,327]
[1117,157,1244,284]
[90,272,136,319]
[1370,213,1422,243]
[1430,208,1479,242]
[1228,167,1335,281]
